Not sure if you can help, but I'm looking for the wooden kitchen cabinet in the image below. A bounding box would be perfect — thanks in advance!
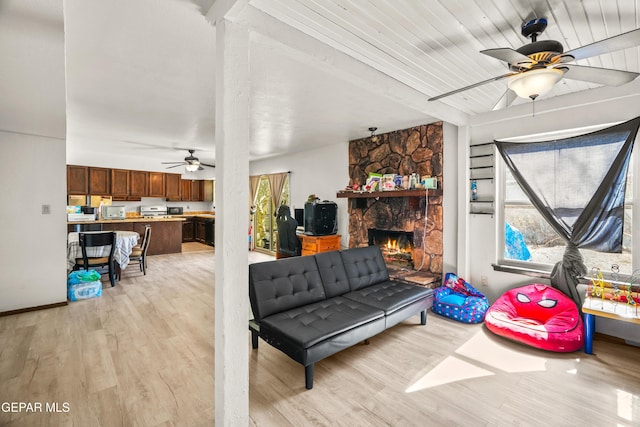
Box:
[181,179,191,201]
[130,170,148,199]
[165,173,181,200]
[204,180,215,203]
[148,172,166,197]
[111,169,130,200]
[67,165,88,194]
[182,218,195,242]
[195,218,206,243]
[180,179,205,201]
[191,180,204,201]
[89,167,111,196]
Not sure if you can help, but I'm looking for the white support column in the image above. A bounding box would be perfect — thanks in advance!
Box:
[214,16,250,426]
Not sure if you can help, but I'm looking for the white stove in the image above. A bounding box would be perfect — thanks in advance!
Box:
[140,205,168,218]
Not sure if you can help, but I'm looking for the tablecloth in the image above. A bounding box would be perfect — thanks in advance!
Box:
[67,231,140,272]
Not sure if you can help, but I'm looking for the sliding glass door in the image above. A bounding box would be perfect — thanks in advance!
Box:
[253,175,289,255]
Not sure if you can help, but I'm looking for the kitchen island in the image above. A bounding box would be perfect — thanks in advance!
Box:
[68,217,185,255]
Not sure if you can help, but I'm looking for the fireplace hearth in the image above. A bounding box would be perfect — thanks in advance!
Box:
[368,229,414,268]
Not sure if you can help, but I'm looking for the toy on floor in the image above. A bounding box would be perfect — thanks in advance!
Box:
[431,273,489,323]
[484,284,583,352]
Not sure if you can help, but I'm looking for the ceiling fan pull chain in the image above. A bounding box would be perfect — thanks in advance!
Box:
[529,94,537,117]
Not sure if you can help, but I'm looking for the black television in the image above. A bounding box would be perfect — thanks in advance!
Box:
[304,200,337,235]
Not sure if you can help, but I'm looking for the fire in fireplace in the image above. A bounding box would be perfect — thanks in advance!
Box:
[368,229,414,268]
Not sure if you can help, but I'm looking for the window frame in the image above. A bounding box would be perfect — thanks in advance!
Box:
[495,124,639,280]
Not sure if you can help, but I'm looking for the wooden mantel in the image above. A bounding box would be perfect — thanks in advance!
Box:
[336,189,442,198]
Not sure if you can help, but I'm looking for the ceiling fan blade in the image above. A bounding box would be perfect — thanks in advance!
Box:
[428,72,518,101]
[161,161,185,164]
[561,64,640,86]
[563,28,640,61]
[200,162,216,168]
[165,164,185,169]
[492,89,517,111]
[481,48,532,66]
[198,166,204,171]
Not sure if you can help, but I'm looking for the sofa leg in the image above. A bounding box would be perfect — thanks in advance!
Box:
[421,310,427,325]
[305,364,314,390]
[251,330,259,349]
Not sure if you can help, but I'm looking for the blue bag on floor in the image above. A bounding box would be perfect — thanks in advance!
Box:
[67,270,102,301]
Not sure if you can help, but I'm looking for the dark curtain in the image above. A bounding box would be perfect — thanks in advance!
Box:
[496,117,640,304]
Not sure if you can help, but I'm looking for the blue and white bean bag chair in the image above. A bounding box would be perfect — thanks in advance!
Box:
[432,273,489,323]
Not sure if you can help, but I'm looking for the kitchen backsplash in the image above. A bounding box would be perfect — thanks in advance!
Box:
[113,197,214,214]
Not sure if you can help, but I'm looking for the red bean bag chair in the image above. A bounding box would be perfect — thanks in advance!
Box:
[485,284,583,352]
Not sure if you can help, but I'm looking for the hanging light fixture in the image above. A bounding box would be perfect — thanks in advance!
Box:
[185,163,199,172]
[507,68,566,100]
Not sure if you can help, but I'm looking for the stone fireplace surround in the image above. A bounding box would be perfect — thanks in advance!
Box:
[346,122,443,277]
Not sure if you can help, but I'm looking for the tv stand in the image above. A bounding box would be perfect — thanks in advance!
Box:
[298,234,341,256]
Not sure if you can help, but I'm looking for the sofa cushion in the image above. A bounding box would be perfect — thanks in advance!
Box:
[340,246,390,291]
[315,251,351,298]
[249,256,326,321]
[343,281,433,314]
[260,297,384,348]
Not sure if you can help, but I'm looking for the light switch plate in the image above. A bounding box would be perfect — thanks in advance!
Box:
[42,204,51,214]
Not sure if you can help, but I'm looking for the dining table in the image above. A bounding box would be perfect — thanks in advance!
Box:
[67,230,140,272]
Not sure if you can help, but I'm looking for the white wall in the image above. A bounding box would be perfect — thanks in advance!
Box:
[250,142,350,248]
[442,122,459,275]
[0,131,67,312]
[467,83,640,342]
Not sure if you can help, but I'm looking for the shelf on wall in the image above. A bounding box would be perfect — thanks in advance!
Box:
[336,189,442,199]
[470,211,494,216]
[469,142,495,217]
[337,188,442,210]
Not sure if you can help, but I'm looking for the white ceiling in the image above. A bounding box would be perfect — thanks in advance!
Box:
[3,0,640,171]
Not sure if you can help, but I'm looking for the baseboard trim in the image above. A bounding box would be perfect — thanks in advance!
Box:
[0,301,68,317]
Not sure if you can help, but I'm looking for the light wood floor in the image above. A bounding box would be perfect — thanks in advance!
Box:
[1,250,639,426]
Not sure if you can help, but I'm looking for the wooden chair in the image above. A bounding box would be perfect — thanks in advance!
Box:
[128,225,151,275]
[75,232,117,287]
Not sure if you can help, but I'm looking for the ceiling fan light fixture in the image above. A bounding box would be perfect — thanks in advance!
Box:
[185,163,199,172]
[507,68,565,100]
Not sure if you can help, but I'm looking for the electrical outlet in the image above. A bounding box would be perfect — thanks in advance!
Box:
[481,276,488,286]
[42,204,51,215]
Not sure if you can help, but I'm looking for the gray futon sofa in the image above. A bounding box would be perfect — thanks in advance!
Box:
[249,245,434,389]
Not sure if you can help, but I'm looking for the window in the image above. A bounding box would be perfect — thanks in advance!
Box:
[499,127,637,276]
[253,175,290,255]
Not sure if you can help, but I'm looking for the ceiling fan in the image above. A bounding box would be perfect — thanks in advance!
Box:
[162,149,215,171]
[428,18,640,106]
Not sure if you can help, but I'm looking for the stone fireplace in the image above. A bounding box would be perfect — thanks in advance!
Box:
[346,122,443,276]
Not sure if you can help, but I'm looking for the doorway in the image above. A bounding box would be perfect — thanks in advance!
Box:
[253,174,290,255]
